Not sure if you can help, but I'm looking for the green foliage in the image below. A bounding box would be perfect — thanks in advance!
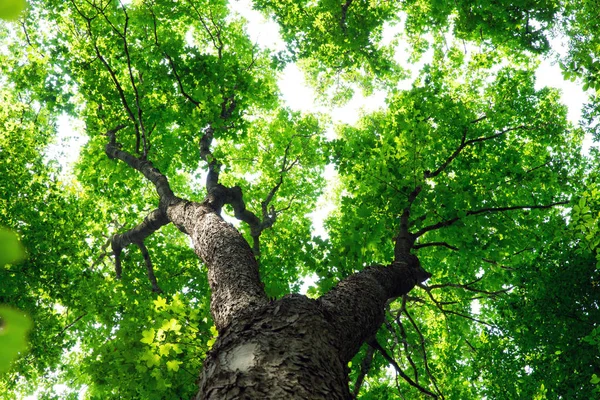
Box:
[0,306,32,373]
[0,227,25,266]
[1,0,599,398]
[0,0,26,21]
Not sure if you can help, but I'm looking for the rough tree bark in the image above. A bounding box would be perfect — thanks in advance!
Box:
[105,125,432,399]
[169,201,430,399]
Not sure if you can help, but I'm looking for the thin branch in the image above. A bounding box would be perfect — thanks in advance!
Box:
[119,5,148,157]
[352,345,374,399]
[367,337,438,398]
[425,123,531,180]
[415,201,568,238]
[413,242,459,251]
[55,313,87,338]
[422,278,512,297]
[419,287,497,328]
[340,0,353,33]
[390,300,420,383]
[402,307,444,398]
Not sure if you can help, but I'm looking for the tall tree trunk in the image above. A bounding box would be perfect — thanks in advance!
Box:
[105,142,430,398]
[166,200,430,399]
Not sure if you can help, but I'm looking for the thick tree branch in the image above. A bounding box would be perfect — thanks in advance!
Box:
[394,185,421,258]
[318,257,431,363]
[166,201,268,330]
[105,126,178,205]
[198,128,299,260]
[110,208,169,288]
[414,201,568,238]
[340,0,353,33]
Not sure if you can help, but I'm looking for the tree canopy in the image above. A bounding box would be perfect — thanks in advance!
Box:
[1,0,599,399]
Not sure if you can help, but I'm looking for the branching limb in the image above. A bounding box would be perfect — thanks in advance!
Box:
[110,208,169,289]
[367,336,438,398]
[119,6,149,158]
[72,0,146,156]
[401,307,444,398]
[414,201,568,238]
[198,128,300,260]
[392,297,420,381]
[425,123,532,180]
[105,126,178,204]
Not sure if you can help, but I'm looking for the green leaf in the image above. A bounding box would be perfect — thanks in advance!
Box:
[140,328,156,345]
[166,360,181,372]
[153,296,167,311]
[0,227,25,266]
[0,306,32,373]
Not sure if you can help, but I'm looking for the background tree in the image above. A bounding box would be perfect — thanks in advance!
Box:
[1,0,598,398]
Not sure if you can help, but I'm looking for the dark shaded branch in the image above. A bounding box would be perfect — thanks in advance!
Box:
[105,126,177,204]
[402,307,444,398]
[352,345,375,399]
[188,0,224,58]
[340,0,353,33]
[394,185,421,258]
[414,201,568,238]
[55,313,87,338]
[72,0,142,149]
[198,128,300,260]
[146,7,201,107]
[119,6,148,157]
[425,127,468,180]
[413,242,459,251]
[318,257,431,363]
[137,241,162,293]
[367,337,438,398]
[385,307,421,386]
[110,208,170,288]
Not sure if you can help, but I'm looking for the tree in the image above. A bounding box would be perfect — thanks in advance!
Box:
[1,0,599,398]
